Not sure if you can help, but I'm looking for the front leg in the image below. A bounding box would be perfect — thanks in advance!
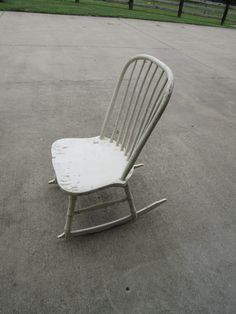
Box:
[58,195,77,239]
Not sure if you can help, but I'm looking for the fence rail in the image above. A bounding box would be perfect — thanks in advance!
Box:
[104,0,236,24]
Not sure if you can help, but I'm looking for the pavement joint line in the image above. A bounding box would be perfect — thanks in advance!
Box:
[2,75,235,86]
[119,18,236,82]
[0,78,117,85]
[0,43,173,49]
[120,18,178,52]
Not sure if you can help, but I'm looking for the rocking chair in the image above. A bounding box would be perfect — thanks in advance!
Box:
[50,54,174,239]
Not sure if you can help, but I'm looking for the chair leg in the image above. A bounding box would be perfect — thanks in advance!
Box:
[58,198,166,238]
[57,187,166,239]
[58,195,77,239]
[124,184,137,220]
[48,177,57,184]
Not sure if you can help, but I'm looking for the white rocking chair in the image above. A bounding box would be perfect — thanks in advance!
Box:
[50,54,174,239]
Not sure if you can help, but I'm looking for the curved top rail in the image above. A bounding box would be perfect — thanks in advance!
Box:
[124,54,174,92]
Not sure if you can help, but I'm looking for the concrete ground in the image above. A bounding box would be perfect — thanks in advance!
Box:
[0,11,235,314]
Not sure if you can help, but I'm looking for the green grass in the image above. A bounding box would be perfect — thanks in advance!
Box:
[0,0,235,28]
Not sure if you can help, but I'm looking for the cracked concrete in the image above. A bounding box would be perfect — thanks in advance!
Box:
[0,11,236,314]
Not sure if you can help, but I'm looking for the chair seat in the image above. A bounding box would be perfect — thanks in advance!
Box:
[51,136,129,194]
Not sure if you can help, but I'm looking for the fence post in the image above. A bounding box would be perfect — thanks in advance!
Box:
[129,0,134,10]
[221,0,230,25]
[178,0,184,17]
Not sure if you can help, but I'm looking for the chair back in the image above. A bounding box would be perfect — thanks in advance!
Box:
[100,54,174,180]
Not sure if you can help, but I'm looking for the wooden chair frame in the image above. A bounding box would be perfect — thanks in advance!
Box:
[49,54,174,239]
